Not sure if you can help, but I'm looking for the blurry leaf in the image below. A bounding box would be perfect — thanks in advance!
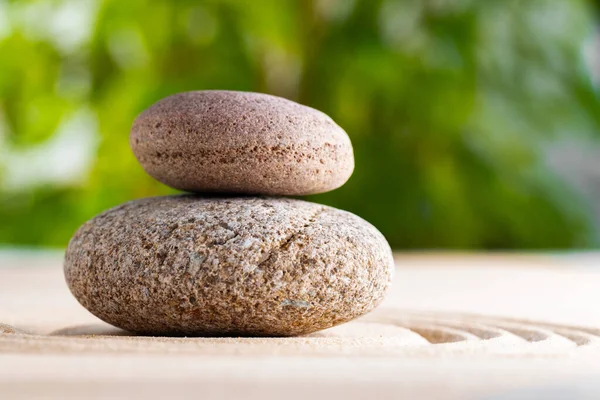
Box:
[1,0,600,250]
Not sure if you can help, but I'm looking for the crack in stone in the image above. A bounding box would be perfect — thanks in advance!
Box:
[256,207,326,269]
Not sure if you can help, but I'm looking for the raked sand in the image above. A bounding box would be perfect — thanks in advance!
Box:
[2,252,600,399]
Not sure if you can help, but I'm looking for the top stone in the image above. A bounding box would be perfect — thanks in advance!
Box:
[131,91,354,195]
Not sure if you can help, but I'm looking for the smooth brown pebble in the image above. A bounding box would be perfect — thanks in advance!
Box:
[130,90,354,195]
[64,196,394,336]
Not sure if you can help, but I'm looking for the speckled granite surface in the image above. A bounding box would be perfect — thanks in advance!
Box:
[64,196,393,336]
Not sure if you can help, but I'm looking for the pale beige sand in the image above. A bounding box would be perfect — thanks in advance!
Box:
[2,252,600,399]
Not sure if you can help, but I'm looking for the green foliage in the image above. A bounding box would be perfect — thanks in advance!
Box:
[1,0,599,249]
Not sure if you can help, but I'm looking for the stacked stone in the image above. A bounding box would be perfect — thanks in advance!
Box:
[64,91,394,336]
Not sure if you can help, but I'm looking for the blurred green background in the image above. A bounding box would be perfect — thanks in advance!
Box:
[1,0,600,250]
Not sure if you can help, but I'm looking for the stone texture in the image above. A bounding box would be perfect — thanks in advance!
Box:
[64,196,394,336]
[130,91,354,195]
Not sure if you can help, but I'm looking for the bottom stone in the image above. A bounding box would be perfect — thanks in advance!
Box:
[64,196,394,336]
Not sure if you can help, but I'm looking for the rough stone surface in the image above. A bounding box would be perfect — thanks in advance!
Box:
[64,196,394,336]
[130,91,354,195]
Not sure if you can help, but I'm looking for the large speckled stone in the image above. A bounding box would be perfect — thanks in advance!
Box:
[130,91,354,195]
[64,196,394,336]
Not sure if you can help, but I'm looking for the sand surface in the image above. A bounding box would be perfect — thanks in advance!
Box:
[2,252,600,399]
